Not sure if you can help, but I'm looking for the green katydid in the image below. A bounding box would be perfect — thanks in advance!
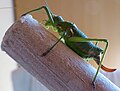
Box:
[22,1,116,87]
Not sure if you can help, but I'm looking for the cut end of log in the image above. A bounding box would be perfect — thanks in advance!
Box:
[1,14,120,91]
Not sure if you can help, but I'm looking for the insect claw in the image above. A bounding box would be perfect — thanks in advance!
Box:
[92,81,96,88]
[41,52,48,57]
[41,49,51,57]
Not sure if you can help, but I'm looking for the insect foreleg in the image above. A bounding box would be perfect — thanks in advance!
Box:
[41,31,67,56]
[22,6,54,25]
[69,37,108,87]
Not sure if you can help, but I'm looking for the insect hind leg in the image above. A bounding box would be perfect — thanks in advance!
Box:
[68,37,108,87]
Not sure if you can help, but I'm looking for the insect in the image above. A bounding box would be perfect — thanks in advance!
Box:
[22,1,116,87]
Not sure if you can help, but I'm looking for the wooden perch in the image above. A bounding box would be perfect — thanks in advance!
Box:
[1,15,120,91]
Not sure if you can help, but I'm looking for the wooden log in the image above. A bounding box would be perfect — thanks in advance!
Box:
[1,15,120,91]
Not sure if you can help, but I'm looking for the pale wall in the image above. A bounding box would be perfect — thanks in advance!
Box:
[0,0,17,91]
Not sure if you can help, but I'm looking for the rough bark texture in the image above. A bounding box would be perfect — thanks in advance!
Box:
[1,15,120,91]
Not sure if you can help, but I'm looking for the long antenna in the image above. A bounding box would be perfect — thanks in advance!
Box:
[44,0,53,15]
[44,0,49,7]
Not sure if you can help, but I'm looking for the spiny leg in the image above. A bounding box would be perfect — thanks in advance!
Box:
[92,41,108,87]
[69,37,108,87]
[41,31,67,56]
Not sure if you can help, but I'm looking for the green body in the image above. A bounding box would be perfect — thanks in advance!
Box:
[45,15,103,61]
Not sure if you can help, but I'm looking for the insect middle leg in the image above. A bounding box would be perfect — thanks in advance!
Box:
[41,31,67,56]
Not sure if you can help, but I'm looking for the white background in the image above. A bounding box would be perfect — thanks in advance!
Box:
[0,0,17,91]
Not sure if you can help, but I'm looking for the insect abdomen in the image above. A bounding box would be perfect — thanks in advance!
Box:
[65,28,103,59]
